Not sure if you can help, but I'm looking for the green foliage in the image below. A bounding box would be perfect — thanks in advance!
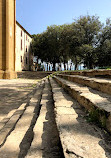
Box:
[73,15,102,69]
[31,15,111,70]
[86,108,107,128]
[97,18,111,67]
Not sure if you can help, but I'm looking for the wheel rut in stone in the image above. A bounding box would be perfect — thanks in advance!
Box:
[26,79,64,158]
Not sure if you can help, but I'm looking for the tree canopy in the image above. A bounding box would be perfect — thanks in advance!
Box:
[31,15,111,70]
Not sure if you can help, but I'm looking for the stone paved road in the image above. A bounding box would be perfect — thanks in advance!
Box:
[0,78,40,122]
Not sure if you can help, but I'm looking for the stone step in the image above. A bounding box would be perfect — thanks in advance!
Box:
[0,103,27,147]
[61,69,111,78]
[57,74,111,95]
[0,80,45,158]
[25,80,48,158]
[0,80,44,147]
[26,79,64,158]
[53,76,111,134]
[50,77,111,158]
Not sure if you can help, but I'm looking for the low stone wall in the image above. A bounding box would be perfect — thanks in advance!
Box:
[62,69,111,78]
[57,74,111,95]
[54,76,111,134]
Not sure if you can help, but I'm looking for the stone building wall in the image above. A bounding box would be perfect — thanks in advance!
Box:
[15,21,32,71]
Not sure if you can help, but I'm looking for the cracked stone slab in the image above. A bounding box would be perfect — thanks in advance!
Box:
[50,78,111,158]
[0,103,27,146]
[57,74,111,95]
[54,76,111,133]
[0,83,44,158]
[26,79,64,158]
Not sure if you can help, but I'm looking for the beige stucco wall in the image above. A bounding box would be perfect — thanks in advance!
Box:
[15,23,32,71]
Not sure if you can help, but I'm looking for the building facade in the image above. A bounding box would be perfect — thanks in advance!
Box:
[15,21,32,71]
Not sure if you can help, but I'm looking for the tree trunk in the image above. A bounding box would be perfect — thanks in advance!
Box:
[74,57,78,70]
[47,62,48,71]
[75,63,78,70]
[63,61,66,71]
[53,61,56,71]
[59,63,61,71]
[49,64,50,71]
[70,64,72,70]
[37,57,38,64]
[67,63,68,70]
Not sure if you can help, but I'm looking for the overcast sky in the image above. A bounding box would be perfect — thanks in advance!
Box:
[16,0,111,35]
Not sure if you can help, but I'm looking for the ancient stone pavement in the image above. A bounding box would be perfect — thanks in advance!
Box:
[0,71,111,157]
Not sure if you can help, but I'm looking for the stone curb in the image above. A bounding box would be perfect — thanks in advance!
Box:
[53,76,111,134]
[49,78,76,158]
[50,78,110,158]
[57,74,111,95]
[26,79,48,158]
[61,69,111,77]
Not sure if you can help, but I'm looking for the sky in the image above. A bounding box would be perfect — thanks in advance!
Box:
[16,0,111,35]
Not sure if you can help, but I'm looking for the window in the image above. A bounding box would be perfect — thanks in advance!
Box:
[26,46,27,52]
[26,57,28,64]
[26,35,27,40]
[21,39,22,50]
[21,56,22,62]
[21,30,22,37]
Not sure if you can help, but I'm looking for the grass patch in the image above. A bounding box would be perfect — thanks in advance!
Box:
[86,108,108,128]
[18,79,41,90]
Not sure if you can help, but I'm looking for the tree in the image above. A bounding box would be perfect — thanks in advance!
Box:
[32,25,62,70]
[73,15,102,69]
[97,18,111,67]
[68,22,84,70]
[59,24,71,69]
[79,44,98,69]
[45,25,62,70]
[31,15,102,71]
